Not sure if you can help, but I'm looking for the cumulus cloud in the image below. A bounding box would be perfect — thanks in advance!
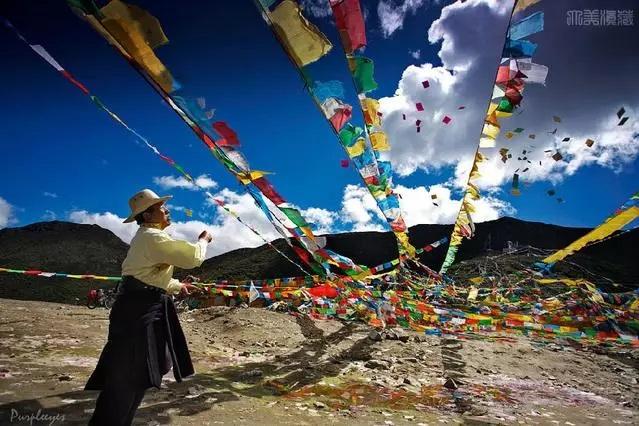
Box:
[153,174,218,191]
[381,0,639,194]
[0,197,18,229]
[43,192,58,198]
[377,0,428,38]
[337,183,514,231]
[300,207,339,234]
[339,184,386,232]
[69,210,139,244]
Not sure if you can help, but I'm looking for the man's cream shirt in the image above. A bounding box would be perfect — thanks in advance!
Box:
[122,224,208,294]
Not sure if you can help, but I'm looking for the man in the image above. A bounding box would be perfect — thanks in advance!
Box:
[85,189,212,425]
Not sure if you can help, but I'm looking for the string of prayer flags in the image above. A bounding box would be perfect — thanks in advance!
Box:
[256,0,415,259]
[71,1,366,276]
[270,0,333,67]
[440,6,547,274]
[5,16,319,277]
[543,191,639,265]
[329,0,366,53]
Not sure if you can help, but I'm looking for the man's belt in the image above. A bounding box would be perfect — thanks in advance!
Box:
[120,275,167,295]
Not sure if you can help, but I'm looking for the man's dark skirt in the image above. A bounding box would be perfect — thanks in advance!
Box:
[85,276,194,423]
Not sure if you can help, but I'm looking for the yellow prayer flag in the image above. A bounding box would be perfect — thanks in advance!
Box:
[482,122,500,139]
[543,206,639,264]
[100,0,176,93]
[270,0,332,67]
[361,98,381,127]
[346,137,366,157]
[370,132,390,151]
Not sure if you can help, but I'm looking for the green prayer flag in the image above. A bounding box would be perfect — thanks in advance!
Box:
[279,207,309,228]
[349,56,378,93]
[497,98,514,113]
[339,124,363,147]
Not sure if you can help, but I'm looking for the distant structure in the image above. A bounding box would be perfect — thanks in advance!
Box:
[503,240,519,254]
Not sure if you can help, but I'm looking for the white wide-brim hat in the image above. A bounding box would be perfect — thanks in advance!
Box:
[123,189,172,223]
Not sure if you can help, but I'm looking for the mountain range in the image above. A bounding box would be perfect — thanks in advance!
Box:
[0,217,636,304]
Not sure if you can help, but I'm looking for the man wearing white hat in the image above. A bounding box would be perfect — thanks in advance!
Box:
[86,189,212,425]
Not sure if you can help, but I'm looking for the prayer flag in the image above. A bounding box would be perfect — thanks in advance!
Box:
[271,0,333,67]
[442,115,452,124]
[509,12,544,41]
[348,56,378,93]
[329,0,366,53]
[422,80,430,88]
[213,122,240,146]
[416,102,424,111]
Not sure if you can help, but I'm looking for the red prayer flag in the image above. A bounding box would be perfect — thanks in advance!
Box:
[330,0,366,53]
[330,106,352,132]
[422,80,430,88]
[442,115,452,124]
[416,102,424,111]
[252,177,286,205]
[61,70,90,95]
[495,65,511,84]
[458,106,466,110]
[212,121,240,146]
[340,159,349,168]
[213,199,225,207]
[402,113,406,120]
[415,119,422,126]
[416,126,421,133]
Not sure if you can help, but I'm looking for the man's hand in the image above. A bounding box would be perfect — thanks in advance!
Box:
[180,283,201,296]
[198,230,213,243]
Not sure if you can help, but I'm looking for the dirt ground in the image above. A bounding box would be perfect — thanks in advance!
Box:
[0,298,637,425]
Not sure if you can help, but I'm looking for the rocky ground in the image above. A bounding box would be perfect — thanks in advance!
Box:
[0,298,637,425]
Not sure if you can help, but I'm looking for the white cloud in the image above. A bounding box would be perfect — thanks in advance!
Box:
[69,210,139,243]
[0,197,18,229]
[339,184,386,232]
[153,174,218,191]
[377,0,427,38]
[42,210,57,221]
[300,207,338,234]
[337,183,514,231]
[43,192,58,198]
[408,49,421,60]
[300,0,332,18]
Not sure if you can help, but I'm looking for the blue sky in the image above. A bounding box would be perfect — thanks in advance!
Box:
[0,0,637,256]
